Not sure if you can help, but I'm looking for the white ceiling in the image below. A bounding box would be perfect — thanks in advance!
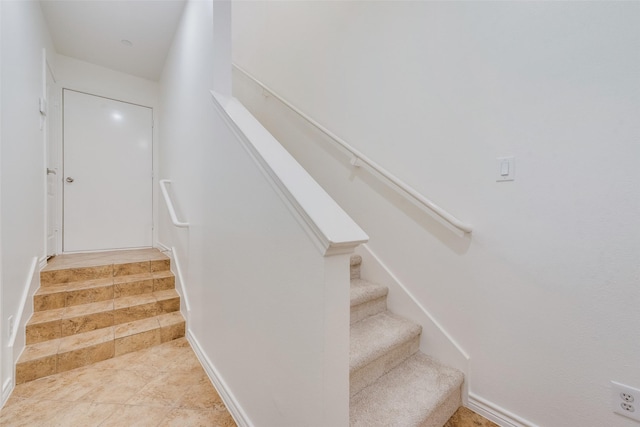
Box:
[40,0,187,81]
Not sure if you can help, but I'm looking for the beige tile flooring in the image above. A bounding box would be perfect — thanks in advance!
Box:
[42,249,169,272]
[1,338,236,426]
[445,406,499,427]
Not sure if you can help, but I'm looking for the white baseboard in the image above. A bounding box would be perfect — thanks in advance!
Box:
[2,378,12,407]
[155,244,191,322]
[468,393,538,427]
[8,256,39,348]
[155,242,170,253]
[356,245,469,380]
[187,330,252,427]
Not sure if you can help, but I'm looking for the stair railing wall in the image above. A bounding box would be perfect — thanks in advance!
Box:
[199,91,368,426]
[232,64,472,235]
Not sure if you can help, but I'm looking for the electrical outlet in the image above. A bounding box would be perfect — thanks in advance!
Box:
[612,381,640,422]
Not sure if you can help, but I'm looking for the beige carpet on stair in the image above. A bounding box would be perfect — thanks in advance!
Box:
[350,352,464,427]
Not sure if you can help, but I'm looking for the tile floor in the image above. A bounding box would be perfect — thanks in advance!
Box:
[1,338,236,426]
[445,406,499,427]
[1,333,495,427]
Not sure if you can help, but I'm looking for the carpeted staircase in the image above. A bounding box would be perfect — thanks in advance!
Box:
[350,255,464,427]
[15,249,186,384]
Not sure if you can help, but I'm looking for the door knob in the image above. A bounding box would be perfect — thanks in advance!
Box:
[66,177,74,183]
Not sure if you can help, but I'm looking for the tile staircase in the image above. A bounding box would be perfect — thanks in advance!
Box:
[349,255,464,427]
[15,249,186,384]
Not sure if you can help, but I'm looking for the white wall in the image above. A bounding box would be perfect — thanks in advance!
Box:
[0,0,4,402]
[159,1,357,425]
[233,2,640,426]
[0,0,55,403]
[54,54,160,249]
[55,54,159,108]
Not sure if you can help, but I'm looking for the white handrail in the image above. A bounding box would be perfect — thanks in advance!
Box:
[159,179,189,228]
[232,64,472,234]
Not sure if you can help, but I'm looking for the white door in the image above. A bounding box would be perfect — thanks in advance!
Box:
[63,90,153,252]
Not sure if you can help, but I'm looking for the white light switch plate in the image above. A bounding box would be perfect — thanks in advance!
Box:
[497,156,515,182]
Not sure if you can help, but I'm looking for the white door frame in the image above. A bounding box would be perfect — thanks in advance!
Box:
[43,49,61,257]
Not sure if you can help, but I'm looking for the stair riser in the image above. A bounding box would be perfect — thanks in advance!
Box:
[419,385,462,427]
[40,260,170,287]
[350,254,362,279]
[114,279,154,299]
[17,319,186,384]
[26,296,180,345]
[350,335,420,397]
[58,341,114,374]
[351,296,387,324]
[34,276,175,312]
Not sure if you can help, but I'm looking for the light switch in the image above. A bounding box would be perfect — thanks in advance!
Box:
[497,156,515,182]
[500,160,509,176]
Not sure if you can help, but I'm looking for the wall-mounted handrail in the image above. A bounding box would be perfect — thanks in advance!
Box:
[159,179,189,228]
[233,63,473,234]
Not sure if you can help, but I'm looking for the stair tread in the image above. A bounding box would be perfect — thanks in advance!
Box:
[64,299,114,317]
[30,307,66,323]
[153,289,179,300]
[350,352,464,427]
[41,249,170,286]
[42,249,169,272]
[112,272,153,284]
[115,316,160,338]
[350,279,388,307]
[157,311,185,327]
[113,293,156,309]
[35,277,113,295]
[350,311,421,372]
[19,327,112,363]
[58,327,113,353]
[152,270,174,279]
